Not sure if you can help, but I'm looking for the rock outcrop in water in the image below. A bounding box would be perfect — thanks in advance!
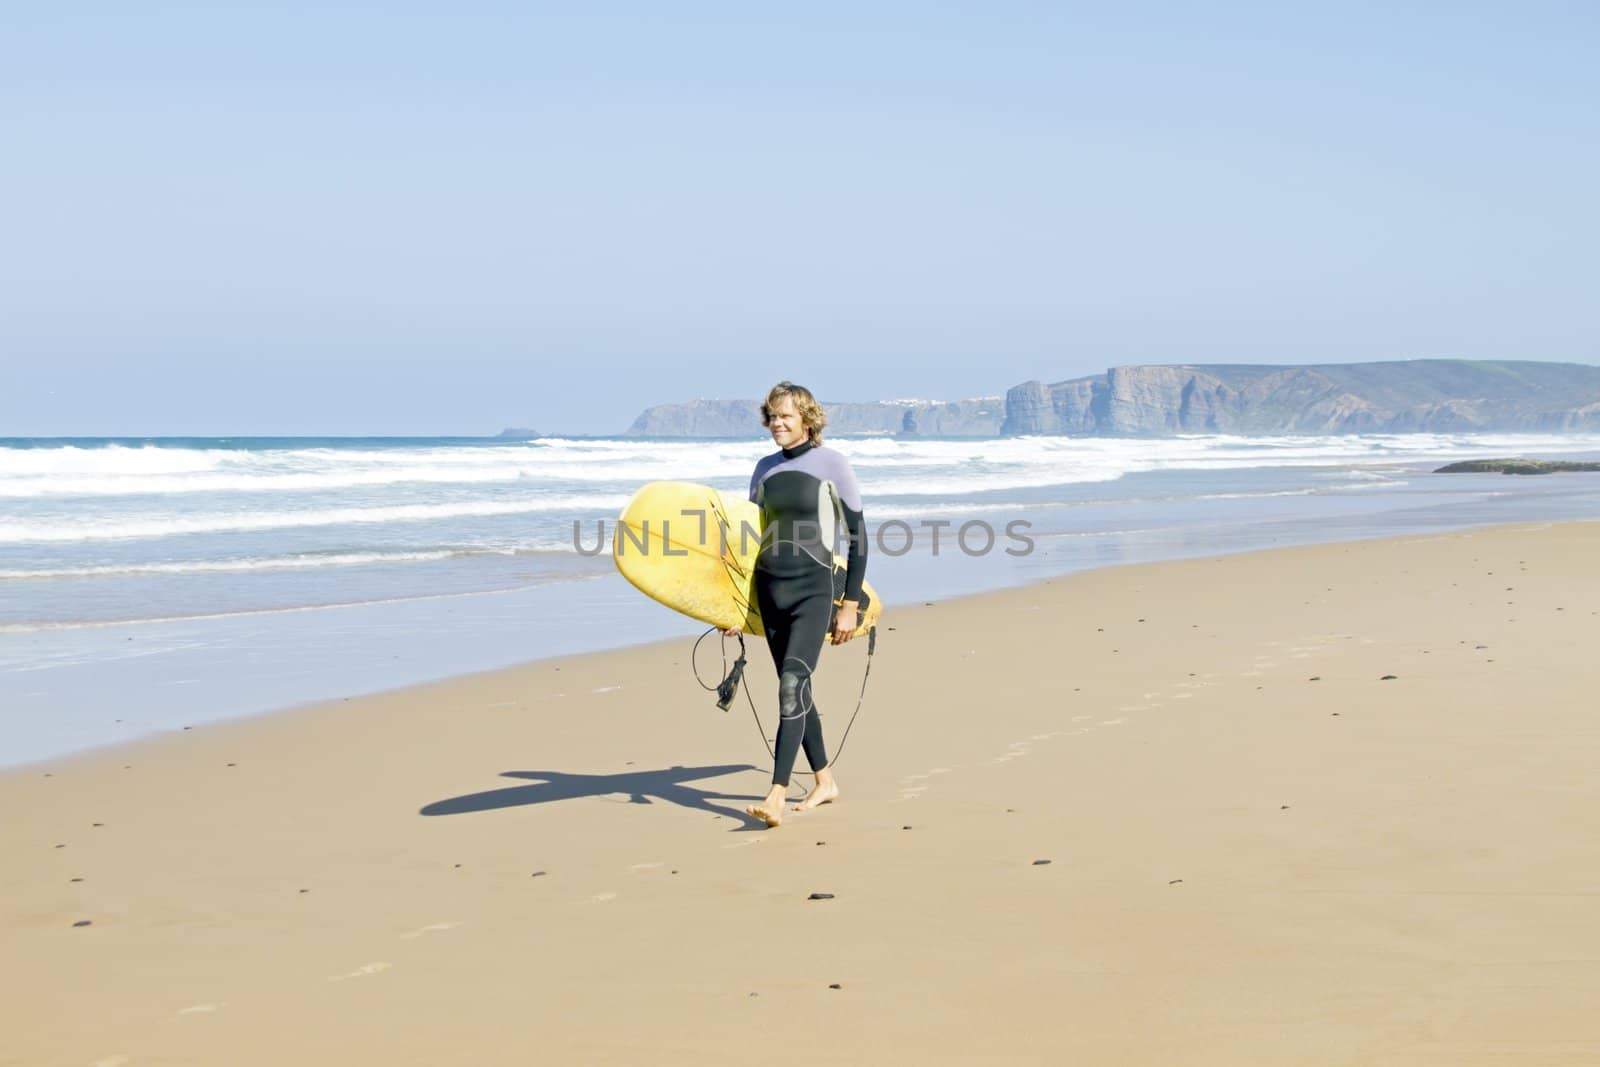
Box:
[1434,459,1600,474]
[621,360,1600,437]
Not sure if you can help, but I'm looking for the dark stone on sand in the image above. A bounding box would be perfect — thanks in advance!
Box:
[54,844,65,849]
[1032,859,1051,866]
[92,823,103,827]
[531,871,547,877]
[829,983,842,989]
[816,841,826,846]
[1309,676,1321,681]
[902,825,913,830]
[70,878,83,883]
[1380,674,1398,680]
[808,892,835,900]
[73,920,92,927]
[1280,805,1290,810]
[299,888,309,894]
[1169,879,1183,885]
[1434,458,1600,475]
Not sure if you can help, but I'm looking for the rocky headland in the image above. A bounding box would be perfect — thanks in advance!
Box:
[621,359,1600,437]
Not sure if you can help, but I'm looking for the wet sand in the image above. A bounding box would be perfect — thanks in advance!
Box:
[4,521,1599,1065]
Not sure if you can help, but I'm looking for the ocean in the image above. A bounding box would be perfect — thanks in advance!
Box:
[5,432,1600,767]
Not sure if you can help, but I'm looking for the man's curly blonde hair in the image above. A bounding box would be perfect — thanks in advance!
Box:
[760,381,827,445]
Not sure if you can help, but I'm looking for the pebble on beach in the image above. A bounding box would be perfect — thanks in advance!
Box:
[808,892,835,901]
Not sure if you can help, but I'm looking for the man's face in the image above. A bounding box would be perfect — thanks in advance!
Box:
[767,397,807,449]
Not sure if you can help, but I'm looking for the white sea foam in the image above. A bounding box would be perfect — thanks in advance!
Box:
[0,494,633,545]
[0,546,577,581]
[6,433,1598,503]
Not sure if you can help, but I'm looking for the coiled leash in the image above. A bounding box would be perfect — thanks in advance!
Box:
[691,623,879,777]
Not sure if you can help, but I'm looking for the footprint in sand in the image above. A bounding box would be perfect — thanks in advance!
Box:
[92,1057,132,1067]
[176,1002,227,1017]
[592,685,622,694]
[1099,718,1125,726]
[401,922,462,940]
[591,892,618,902]
[628,862,665,871]
[329,962,390,982]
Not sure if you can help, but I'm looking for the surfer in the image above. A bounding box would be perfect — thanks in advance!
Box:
[730,382,869,828]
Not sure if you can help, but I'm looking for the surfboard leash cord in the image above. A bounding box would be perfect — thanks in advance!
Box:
[690,626,878,779]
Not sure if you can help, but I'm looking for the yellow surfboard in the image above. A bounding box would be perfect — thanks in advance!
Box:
[613,480,882,638]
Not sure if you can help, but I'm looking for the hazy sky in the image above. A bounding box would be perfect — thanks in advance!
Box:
[3,2,1596,436]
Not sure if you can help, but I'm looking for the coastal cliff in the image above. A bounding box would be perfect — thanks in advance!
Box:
[621,360,1600,437]
[1001,360,1600,435]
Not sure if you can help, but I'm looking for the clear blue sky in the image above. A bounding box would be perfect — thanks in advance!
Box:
[3,2,1596,436]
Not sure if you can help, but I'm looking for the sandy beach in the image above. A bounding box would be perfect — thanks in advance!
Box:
[4,520,1599,1065]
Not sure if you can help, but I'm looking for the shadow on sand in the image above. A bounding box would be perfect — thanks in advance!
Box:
[419,763,767,825]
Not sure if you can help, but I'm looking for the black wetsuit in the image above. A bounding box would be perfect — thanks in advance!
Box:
[748,440,868,787]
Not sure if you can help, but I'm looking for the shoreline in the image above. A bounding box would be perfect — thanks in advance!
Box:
[0,509,1580,776]
[5,520,1600,1063]
[10,457,1600,770]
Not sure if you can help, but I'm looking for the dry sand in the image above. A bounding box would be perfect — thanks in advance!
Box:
[3,521,1599,1065]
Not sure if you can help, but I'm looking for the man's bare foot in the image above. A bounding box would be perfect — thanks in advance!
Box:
[745,785,788,828]
[793,769,839,812]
